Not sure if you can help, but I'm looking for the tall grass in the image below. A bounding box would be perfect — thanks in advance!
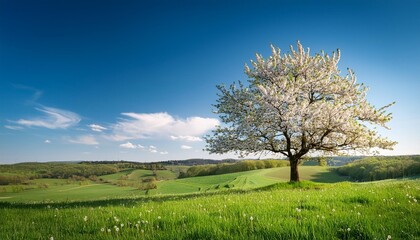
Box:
[1,179,418,239]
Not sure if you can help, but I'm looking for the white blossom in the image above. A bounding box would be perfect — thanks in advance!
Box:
[206,41,396,181]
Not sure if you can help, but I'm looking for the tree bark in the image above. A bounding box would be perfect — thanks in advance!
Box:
[289,159,300,182]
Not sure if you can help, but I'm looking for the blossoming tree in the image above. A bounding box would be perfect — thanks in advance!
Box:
[205,41,396,182]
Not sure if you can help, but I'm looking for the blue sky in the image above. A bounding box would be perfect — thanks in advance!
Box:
[0,0,419,163]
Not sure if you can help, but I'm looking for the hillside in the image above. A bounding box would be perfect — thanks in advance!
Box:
[0,166,347,203]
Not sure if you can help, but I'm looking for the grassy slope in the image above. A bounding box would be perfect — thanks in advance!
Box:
[0,179,418,239]
[154,166,349,195]
[0,166,345,203]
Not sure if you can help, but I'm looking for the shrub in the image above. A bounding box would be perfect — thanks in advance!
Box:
[180,159,289,178]
[337,156,420,181]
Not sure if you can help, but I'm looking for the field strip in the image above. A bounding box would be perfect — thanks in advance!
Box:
[0,197,12,199]
[261,168,288,180]
[58,184,101,192]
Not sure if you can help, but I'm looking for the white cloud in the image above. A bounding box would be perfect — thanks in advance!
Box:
[68,135,98,145]
[119,141,144,149]
[108,112,219,141]
[181,145,192,150]
[4,125,23,130]
[119,142,136,149]
[170,135,203,142]
[89,124,107,132]
[148,145,158,153]
[160,151,168,155]
[16,106,80,129]
[45,139,51,143]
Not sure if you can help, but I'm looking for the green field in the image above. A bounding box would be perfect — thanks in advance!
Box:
[0,178,418,239]
[1,165,419,239]
[0,167,348,202]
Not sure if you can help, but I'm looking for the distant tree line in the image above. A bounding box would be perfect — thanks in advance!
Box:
[0,163,119,184]
[179,159,289,178]
[337,156,420,181]
[81,161,166,170]
[161,159,238,166]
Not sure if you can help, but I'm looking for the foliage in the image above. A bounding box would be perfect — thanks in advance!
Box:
[82,161,166,170]
[0,175,29,185]
[179,159,289,178]
[337,155,420,181]
[206,41,396,181]
[0,162,119,180]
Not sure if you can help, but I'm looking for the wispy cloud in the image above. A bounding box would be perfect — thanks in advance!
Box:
[16,106,80,129]
[89,124,107,132]
[170,135,203,142]
[13,84,43,103]
[45,139,51,143]
[119,141,144,149]
[108,112,219,141]
[160,151,168,155]
[4,125,24,130]
[181,145,192,150]
[68,135,98,145]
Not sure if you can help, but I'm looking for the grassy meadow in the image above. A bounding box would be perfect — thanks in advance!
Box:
[0,178,419,239]
[0,166,348,203]
[0,159,419,239]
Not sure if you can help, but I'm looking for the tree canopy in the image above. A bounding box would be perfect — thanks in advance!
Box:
[205,41,396,182]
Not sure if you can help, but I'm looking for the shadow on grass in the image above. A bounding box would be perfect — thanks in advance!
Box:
[309,168,351,183]
[0,189,249,209]
[0,179,337,209]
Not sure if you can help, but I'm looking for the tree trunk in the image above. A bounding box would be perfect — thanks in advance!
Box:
[290,159,300,182]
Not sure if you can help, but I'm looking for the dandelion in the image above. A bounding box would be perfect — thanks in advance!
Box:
[295,208,301,212]
[157,216,161,219]
[120,223,124,227]
[332,208,336,212]
[141,229,144,233]
[387,235,392,240]
[83,216,88,221]
[250,216,254,221]
[101,228,105,232]
[49,237,54,240]
[107,229,111,233]
[357,212,361,216]
[115,227,120,232]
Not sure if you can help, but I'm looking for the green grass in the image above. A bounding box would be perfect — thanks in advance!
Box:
[265,166,350,182]
[0,167,349,203]
[0,181,140,202]
[0,178,418,239]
